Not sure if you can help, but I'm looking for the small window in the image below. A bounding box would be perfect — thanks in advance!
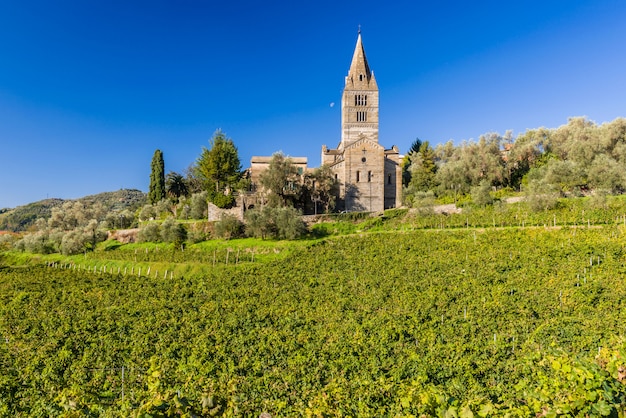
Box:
[368,171,372,182]
[357,111,367,122]
[335,174,338,180]
[387,174,392,185]
[356,171,360,182]
[359,74,364,81]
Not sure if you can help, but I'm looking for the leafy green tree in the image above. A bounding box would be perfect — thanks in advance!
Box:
[189,191,208,219]
[471,180,493,206]
[525,178,560,211]
[138,204,157,222]
[214,214,244,239]
[244,207,272,239]
[587,154,626,193]
[137,222,160,243]
[192,130,242,207]
[160,217,187,247]
[504,128,549,190]
[165,171,189,203]
[306,165,338,214]
[402,137,424,187]
[405,141,437,192]
[408,137,423,155]
[148,149,165,204]
[259,152,302,208]
[244,206,306,239]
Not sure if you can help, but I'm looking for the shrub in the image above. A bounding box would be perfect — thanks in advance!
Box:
[14,231,56,254]
[244,206,306,240]
[471,180,493,207]
[214,215,244,240]
[189,192,208,219]
[211,193,235,209]
[244,208,273,239]
[0,233,16,251]
[160,217,187,246]
[60,230,89,255]
[411,191,436,213]
[274,206,306,239]
[526,179,560,212]
[138,204,157,222]
[187,221,212,243]
[137,222,161,243]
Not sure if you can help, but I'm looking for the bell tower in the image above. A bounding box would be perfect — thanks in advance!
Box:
[341,31,379,148]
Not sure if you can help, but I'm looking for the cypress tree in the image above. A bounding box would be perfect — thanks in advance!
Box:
[148,149,165,204]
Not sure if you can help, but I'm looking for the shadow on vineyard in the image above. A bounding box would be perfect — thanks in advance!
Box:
[3,217,626,415]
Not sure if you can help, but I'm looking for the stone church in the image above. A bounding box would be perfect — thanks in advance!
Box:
[322,31,401,211]
[250,31,402,212]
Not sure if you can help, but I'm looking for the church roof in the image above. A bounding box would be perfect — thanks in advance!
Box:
[346,32,378,89]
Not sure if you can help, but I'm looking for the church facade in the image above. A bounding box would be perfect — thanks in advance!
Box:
[250,32,401,212]
[321,32,401,212]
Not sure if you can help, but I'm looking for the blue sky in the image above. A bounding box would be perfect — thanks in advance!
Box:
[1,0,625,208]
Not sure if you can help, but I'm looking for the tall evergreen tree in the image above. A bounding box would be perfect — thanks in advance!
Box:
[148,149,165,204]
[192,130,242,206]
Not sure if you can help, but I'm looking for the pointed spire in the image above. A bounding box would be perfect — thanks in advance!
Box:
[346,30,377,89]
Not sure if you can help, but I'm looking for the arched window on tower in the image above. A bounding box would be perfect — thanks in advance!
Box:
[356,111,367,122]
[354,95,368,106]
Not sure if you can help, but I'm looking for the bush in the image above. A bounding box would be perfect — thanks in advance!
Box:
[138,204,157,221]
[244,206,306,240]
[274,206,307,239]
[410,191,436,213]
[525,179,560,212]
[189,192,208,219]
[244,208,273,239]
[0,233,16,251]
[211,193,235,209]
[471,180,493,207]
[160,217,187,246]
[214,215,244,240]
[587,189,609,210]
[137,222,161,243]
[187,221,212,243]
[155,199,174,218]
[14,231,56,254]
[60,230,89,255]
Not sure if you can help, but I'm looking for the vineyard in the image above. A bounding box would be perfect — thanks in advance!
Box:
[3,222,626,416]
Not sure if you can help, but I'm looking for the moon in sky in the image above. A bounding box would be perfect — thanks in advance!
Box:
[330,102,335,108]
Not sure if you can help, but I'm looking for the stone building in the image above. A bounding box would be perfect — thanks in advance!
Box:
[321,32,402,211]
[249,31,401,213]
[248,156,308,188]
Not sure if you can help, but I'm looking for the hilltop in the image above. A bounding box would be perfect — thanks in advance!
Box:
[0,189,146,232]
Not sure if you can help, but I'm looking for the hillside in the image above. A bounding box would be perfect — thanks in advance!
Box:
[2,223,626,415]
[0,189,145,232]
